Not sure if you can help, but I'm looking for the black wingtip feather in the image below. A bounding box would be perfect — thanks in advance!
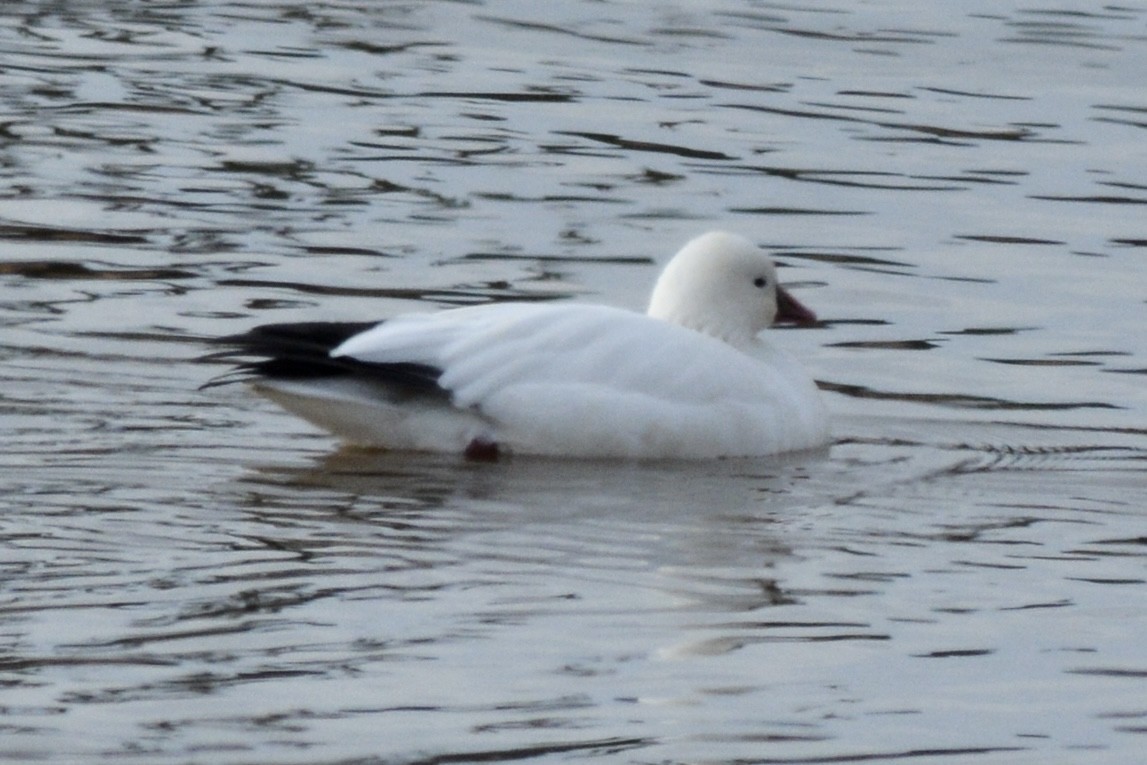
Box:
[202,320,445,393]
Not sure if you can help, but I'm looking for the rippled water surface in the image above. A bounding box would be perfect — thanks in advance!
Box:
[2,2,1146,763]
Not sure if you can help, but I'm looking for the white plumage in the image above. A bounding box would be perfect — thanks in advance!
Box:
[216,231,831,459]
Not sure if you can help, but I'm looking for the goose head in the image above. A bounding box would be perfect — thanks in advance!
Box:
[647,231,817,346]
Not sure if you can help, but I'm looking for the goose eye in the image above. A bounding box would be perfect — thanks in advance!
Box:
[753,276,768,289]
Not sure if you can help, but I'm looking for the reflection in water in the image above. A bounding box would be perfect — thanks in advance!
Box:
[10,433,1139,762]
[257,448,814,588]
[1,1,1146,763]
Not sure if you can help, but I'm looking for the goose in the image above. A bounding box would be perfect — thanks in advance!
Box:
[207,231,830,459]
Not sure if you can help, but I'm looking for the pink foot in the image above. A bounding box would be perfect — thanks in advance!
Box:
[464,438,500,462]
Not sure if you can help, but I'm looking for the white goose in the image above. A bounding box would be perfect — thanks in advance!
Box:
[210,232,830,459]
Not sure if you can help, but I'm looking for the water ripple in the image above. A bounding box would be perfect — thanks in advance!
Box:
[1,2,1146,763]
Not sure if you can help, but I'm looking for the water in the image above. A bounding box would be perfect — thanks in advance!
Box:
[1,1,1145,763]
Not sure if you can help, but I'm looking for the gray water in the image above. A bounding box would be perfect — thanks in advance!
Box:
[2,2,1146,763]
